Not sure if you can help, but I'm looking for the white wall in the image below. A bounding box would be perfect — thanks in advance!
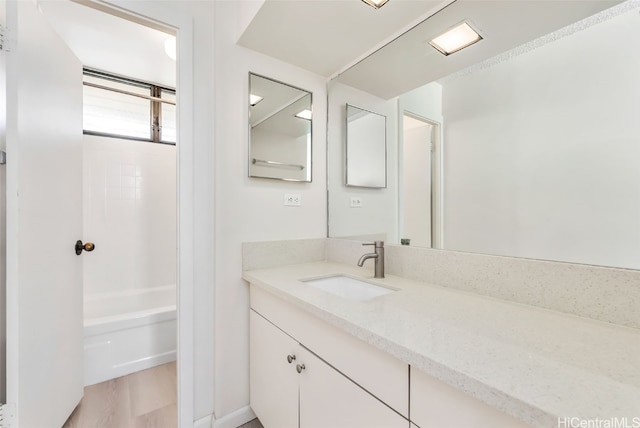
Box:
[250,129,309,181]
[398,83,443,123]
[442,7,640,269]
[214,0,327,421]
[346,112,386,187]
[328,81,397,241]
[83,135,176,298]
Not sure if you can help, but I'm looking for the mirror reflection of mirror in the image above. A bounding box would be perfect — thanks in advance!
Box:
[249,73,312,182]
[346,104,387,188]
[328,0,640,270]
[328,82,397,242]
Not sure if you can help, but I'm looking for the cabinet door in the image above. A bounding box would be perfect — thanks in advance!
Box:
[411,367,531,428]
[299,347,409,428]
[250,310,299,428]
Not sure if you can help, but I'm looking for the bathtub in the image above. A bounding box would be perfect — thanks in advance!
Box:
[83,285,176,386]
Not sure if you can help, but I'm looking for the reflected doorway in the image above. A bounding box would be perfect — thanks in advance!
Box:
[400,112,441,248]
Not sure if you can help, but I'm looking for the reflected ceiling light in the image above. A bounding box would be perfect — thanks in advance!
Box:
[361,0,389,9]
[250,94,263,106]
[295,109,312,120]
[164,37,177,61]
[429,22,482,56]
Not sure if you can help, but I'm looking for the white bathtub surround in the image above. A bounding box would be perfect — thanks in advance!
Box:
[81,135,177,386]
[242,261,640,428]
[84,284,176,320]
[83,285,177,386]
[82,134,177,296]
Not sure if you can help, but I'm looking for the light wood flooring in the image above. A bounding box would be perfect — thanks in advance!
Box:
[238,419,264,428]
[63,362,177,428]
[62,362,264,428]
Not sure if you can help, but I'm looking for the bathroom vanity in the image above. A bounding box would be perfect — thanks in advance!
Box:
[243,242,640,428]
[243,239,640,428]
[249,285,407,428]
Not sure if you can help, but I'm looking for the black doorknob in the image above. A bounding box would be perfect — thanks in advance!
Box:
[75,240,96,255]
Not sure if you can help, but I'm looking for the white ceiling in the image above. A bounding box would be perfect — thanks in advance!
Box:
[237,0,453,78]
[250,74,312,137]
[239,0,624,99]
[38,0,176,88]
[337,0,624,99]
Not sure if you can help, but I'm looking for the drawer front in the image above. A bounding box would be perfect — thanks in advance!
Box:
[251,285,409,418]
[410,367,531,428]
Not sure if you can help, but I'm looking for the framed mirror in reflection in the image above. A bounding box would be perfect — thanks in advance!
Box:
[249,73,312,182]
[328,0,640,270]
[346,104,387,188]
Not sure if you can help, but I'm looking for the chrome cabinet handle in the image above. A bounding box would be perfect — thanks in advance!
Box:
[287,354,296,364]
[296,364,305,374]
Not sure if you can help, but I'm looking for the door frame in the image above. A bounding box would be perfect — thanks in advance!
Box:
[79,1,196,426]
[398,110,443,249]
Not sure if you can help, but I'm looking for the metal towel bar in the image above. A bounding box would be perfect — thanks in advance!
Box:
[252,158,304,170]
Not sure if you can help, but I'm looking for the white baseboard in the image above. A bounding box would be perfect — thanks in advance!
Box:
[194,414,213,428]
[212,405,257,428]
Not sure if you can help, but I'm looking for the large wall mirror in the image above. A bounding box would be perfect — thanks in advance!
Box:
[249,73,312,182]
[327,0,640,270]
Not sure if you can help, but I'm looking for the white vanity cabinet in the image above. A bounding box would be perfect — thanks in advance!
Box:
[248,281,532,428]
[249,310,298,428]
[298,346,407,428]
[410,367,531,428]
[250,310,409,428]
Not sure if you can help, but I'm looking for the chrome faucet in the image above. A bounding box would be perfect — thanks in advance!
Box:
[357,241,385,278]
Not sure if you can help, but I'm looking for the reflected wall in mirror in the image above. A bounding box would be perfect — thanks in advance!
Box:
[328,82,397,242]
[346,104,387,188]
[328,0,640,270]
[249,73,312,182]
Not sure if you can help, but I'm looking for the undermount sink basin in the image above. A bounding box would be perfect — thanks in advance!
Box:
[301,275,395,301]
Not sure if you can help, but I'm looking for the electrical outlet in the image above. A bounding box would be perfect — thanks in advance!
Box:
[350,196,363,208]
[284,193,301,206]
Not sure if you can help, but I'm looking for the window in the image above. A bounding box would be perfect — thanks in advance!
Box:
[83,68,176,144]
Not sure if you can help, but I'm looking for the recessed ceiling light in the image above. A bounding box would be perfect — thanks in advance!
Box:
[361,0,389,9]
[250,94,263,106]
[295,109,312,120]
[429,22,482,56]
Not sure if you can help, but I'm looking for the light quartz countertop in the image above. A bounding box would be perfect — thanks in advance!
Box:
[242,261,640,428]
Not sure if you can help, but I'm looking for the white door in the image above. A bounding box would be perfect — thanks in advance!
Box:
[402,113,434,248]
[3,0,84,426]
